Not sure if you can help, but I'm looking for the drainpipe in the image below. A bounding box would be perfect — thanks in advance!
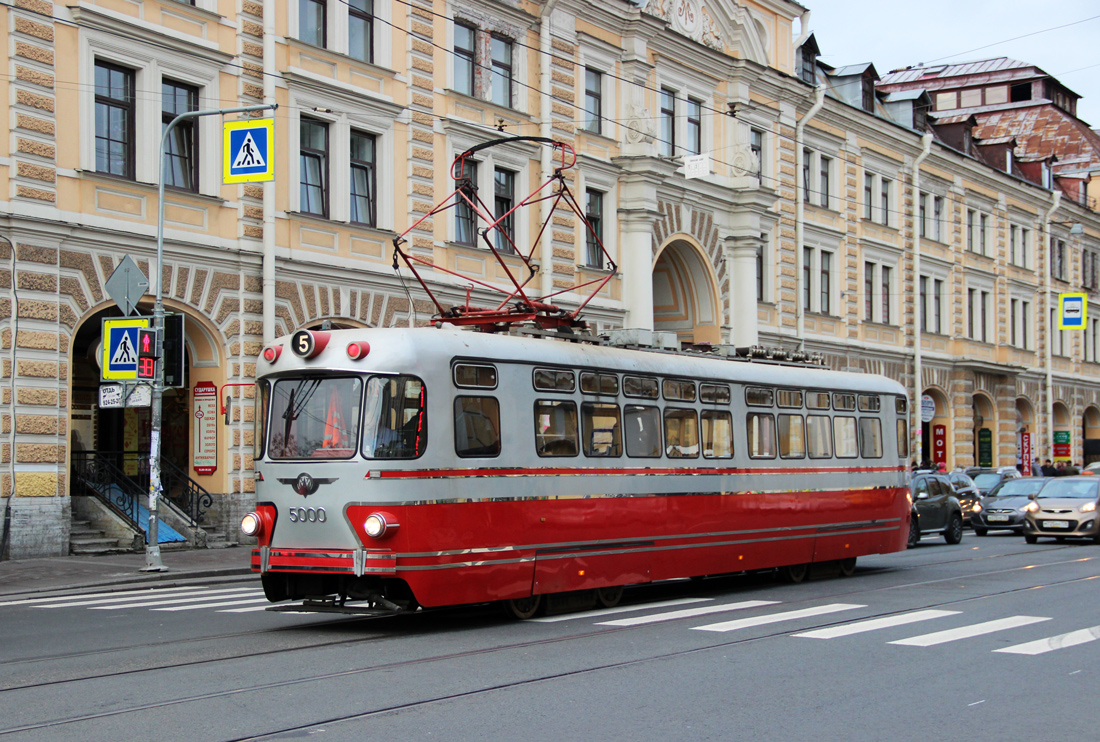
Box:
[911,133,933,460]
[262,0,276,343]
[538,0,560,300]
[1043,192,1062,461]
[794,85,825,348]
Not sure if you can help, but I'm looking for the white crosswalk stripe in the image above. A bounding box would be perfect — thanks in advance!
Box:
[692,603,866,633]
[154,597,272,612]
[40,587,260,609]
[89,588,262,610]
[0,585,206,608]
[531,597,713,623]
[596,600,778,627]
[889,615,1051,647]
[995,625,1100,655]
[793,609,961,639]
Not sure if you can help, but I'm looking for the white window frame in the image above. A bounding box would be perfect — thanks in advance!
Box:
[965,278,993,343]
[862,168,895,227]
[286,85,398,229]
[861,247,898,325]
[803,240,837,316]
[802,147,835,210]
[1009,294,1033,350]
[578,36,618,141]
[446,9,528,114]
[79,24,223,195]
[289,0,392,65]
[918,264,949,335]
[1050,306,1066,357]
[655,70,711,167]
[577,155,619,270]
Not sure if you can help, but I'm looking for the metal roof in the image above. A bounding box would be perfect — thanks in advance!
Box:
[880,57,1035,85]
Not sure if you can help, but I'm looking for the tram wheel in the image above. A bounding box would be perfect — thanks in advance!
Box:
[501,594,542,620]
[779,563,808,584]
[595,585,624,608]
[837,557,857,577]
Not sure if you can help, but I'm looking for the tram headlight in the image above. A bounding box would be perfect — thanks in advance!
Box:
[240,512,263,538]
[364,511,399,539]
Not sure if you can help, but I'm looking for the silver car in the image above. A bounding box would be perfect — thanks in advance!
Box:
[1023,476,1100,544]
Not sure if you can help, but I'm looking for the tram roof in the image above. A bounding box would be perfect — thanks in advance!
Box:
[261,327,906,396]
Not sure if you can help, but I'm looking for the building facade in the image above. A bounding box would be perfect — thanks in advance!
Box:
[0,0,1098,558]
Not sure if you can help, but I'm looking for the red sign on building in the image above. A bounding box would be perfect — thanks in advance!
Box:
[1020,433,1032,475]
[933,424,947,466]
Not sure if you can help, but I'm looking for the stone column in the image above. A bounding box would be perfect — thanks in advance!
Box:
[620,210,659,330]
[725,235,762,347]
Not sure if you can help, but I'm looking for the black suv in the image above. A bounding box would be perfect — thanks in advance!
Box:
[908,472,965,547]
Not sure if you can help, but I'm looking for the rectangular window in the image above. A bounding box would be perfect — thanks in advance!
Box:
[802,148,811,203]
[933,278,942,334]
[834,417,858,458]
[747,413,776,458]
[453,23,476,96]
[864,261,874,322]
[1010,225,1019,265]
[299,117,328,217]
[864,173,874,220]
[980,213,988,255]
[833,393,856,411]
[659,89,675,157]
[1011,299,1018,346]
[778,414,806,459]
[1052,239,1066,280]
[746,387,774,406]
[807,415,832,458]
[686,98,702,155]
[350,130,376,226]
[454,396,501,457]
[162,79,198,191]
[882,266,892,324]
[624,405,661,458]
[582,402,621,457]
[585,189,604,269]
[919,193,927,238]
[777,390,803,408]
[533,368,574,392]
[880,179,891,226]
[493,167,515,254]
[534,400,578,457]
[454,363,497,388]
[933,196,943,241]
[756,242,764,301]
[455,159,478,246]
[897,418,909,458]
[859,418,883,458]
[700,383,731,404]
[580,372,619,395]
[362,376,427,459]
[490,35,512,107]
[820,251,832,315]
[348,0,374,63]
[966,209,975,251]
[624,375,659,399]
[750,128,763,175]
[300,0,326,47]
[269,377,361,459]
[663,379,696,402]
[94,61,135,179]
[819,156,831,207]
[664,408,699,458]
[807,392,830,410]
[583,68,602,134]
[701,410,732,458]
[803,246,812,312]
[1021,228,1031,267]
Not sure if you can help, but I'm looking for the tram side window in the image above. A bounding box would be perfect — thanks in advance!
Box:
[363,376,427,459]
[701,410,733,458]
[747,412,776,458]
[664,408,699,458]
[834,416,858,458]
[859,417,883,458]
[859,394,881,412]
[700,383,730,404]
[777,390,803,408]
[746,387,774,407]
[807,415,833,458]
[663,379,696,402]
[624,405,661,458]
[454,396,501,457]
[806,392,831,410]
[269,376,362,459]
[454,364,498,389]
[833,393,856,411]
[624,375,659,399]
[897,418,909,458]
[534,400,578,457]
[254,379,270,459]
[534,368,575,392]
[581,372,619,395]
[582,402,622,456]
[778,414,806,459]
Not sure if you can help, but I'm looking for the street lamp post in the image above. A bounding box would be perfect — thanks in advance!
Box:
[143,103,277,572]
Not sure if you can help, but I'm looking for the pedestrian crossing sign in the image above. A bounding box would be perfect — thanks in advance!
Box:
[101,317,150,381]
[223,118,275,184]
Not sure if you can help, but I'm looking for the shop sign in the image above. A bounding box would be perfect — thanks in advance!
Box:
[193,381,218,475]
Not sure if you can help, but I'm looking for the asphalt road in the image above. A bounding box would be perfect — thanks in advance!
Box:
[1,531,1097,742]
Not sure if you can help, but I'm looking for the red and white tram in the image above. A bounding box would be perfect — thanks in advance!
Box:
[243,326,912,618]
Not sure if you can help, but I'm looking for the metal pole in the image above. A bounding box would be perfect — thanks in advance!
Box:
[144,103,276,572]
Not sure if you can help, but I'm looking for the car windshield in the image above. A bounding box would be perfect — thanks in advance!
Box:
[988,479,1047,497]
[972,473,1002,489]
[1037,479,1100,499]
[951,474,974,487]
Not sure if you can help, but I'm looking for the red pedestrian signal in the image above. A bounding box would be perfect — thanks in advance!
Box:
[138,328,160,359]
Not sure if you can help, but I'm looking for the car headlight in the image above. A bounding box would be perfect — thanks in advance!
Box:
[364,511,399,539]
[240,511,263,537]
[1024,501,1039,513]
[1081,501,1097,513]
[973,502,982,513]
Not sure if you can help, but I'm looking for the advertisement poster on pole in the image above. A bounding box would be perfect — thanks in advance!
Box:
[193,381,218,475]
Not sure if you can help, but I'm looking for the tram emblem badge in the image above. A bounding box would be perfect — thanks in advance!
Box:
[277,473,337,497]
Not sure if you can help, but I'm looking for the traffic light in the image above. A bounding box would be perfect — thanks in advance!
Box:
[136,327,159,380]
[162,314,185,388]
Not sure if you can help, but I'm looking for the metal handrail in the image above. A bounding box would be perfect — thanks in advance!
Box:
[71,451,212,528]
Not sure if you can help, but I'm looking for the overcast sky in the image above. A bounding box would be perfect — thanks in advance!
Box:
[802,1,1100,128]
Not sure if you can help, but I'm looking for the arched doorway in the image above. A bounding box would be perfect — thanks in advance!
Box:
[652,238,721,346]
[1082,406,1100,465]
[973,392,996,468]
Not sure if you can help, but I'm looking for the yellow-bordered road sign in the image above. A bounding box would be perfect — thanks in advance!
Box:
[1059,293,1087,330]
[223,118,274,183]
[101,317,150,381]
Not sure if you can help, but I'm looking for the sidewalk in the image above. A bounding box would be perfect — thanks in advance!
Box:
[0,546,255,598]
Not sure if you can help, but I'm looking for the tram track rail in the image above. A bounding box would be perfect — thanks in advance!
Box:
[0,544,1097,738]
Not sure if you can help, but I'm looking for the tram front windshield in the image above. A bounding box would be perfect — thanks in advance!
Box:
[268,377,362,459]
